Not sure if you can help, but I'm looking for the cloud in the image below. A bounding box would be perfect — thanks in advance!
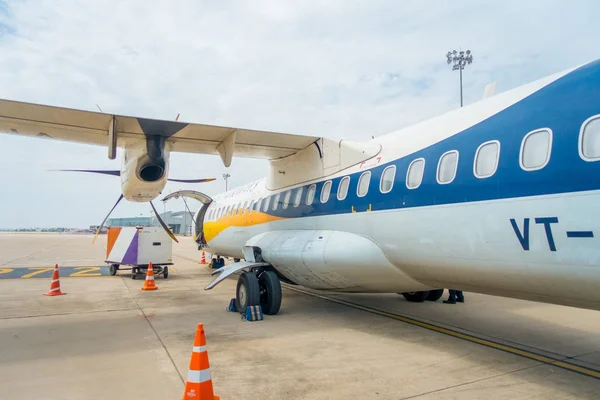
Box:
[0,0,599,228]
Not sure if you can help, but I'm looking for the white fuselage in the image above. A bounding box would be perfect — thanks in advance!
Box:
[196,60,600,311]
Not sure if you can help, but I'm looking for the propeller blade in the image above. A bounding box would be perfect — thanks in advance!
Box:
[50,169,121,177]
[167,177,216,183]
[149,200,179,243]
[92,193,124,244]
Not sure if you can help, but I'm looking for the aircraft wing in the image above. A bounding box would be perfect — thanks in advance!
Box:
[0,98,320,166]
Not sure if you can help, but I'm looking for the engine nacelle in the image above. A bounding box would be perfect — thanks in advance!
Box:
[243,230,433,293]
[120,138,170,202]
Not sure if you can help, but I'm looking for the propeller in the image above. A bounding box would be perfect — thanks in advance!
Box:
[150,200,179,243]
[92,193,124,244]
[51,169,121,176]
[55,168,214,244]
[166,178,216,183]
[90,193,179,244]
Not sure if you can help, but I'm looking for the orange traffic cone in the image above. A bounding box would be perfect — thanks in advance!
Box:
[181,323,220,400]
[44,264,66,296]
[199,251,207,265]
[141,262,158,291]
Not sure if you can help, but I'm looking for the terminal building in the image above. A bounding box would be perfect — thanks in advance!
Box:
[104,210,196,235]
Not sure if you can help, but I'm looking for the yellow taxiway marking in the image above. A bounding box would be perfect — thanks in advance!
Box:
[283,284,600,380]
[0,266,177,279]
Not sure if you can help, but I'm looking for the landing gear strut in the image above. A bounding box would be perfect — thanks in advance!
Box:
[235,269,282,315]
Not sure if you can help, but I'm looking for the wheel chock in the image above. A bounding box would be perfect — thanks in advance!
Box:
[242,305,263,321]
[227,298,237,312]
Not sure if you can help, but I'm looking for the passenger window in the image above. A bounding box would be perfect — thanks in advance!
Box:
[321,181,332,203]
[263,197,270,212]
[294,187,303,207]
[226,206,231,216]
[520,129,552,171]
[437,151,458,184]
[474,141,500,178]
[357,171,371,197]
[380,166,395,193]
[306,184,316,205]
[337,176,350,200]
[272,193,280,210]
[282,190,291,209]
[406,158,425,189]
[256,199,262,212]
[580,115,600,161]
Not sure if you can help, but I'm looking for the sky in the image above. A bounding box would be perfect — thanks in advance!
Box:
[1,0,600,228]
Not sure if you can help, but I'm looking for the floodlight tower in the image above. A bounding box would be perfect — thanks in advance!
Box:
[446,49,473,107]
[222,173,230,191]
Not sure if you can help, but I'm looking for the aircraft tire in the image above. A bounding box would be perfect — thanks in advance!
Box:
[426,289,444,301]
[402,291,430,302]
[258,270,282,315]
[236,271,260,313]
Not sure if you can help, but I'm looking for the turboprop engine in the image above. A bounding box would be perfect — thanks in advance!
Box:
[51,138,215,244]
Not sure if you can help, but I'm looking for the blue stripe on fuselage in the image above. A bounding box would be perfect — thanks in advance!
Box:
[260,59,600,219]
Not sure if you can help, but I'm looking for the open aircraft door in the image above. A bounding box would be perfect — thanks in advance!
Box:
[161,190,212,247]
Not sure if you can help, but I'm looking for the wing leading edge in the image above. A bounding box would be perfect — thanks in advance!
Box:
[0,98,320,166]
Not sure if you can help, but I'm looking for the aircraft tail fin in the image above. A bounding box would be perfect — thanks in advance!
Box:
[483,82,497,99]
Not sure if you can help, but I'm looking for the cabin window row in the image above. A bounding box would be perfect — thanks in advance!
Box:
[206,117,600,221]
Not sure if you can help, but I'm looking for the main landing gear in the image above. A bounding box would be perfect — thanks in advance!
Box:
[235,269,282,315]
[400,289,445,302]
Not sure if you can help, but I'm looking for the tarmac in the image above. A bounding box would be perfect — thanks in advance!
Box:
[0,232,599,399]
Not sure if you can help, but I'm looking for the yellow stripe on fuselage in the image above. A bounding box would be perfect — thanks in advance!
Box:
[204,211,285,242]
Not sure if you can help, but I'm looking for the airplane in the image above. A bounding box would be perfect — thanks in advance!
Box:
[2,58,600,317]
